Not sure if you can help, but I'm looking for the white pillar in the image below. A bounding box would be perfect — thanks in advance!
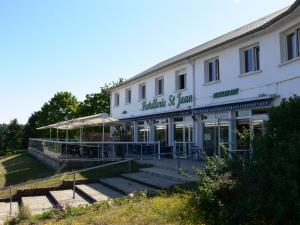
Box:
[133,121,139,142]
[195,116,204,150]
[149,120,155,142]
[168,117,174,147]
[229,111,236,151]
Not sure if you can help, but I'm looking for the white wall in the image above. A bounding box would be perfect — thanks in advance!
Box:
[111,16,300,120]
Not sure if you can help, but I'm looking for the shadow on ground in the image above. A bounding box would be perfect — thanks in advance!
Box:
[0,153,56,188]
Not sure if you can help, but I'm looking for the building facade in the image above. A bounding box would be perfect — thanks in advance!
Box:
[110,1,300,157]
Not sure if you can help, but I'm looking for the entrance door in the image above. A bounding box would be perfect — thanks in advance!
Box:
[236,119,251,150]
[203,119,230,157]
[174,120,193,158]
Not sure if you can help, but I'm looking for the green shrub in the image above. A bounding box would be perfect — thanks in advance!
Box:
[18,205,31,220]
[188,96,300,225]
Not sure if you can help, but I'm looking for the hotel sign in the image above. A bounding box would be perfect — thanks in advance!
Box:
[142,93,193,111]
[213,88,239,99]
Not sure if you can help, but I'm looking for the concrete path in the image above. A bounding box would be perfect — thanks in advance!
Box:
[76,183,123,202]
[121,172,181,189]
[100,177,157,195]
[21,196,53,215]
[0,202,18,225]
[141,167,196,182]
[137,158,204,175]
[50,190,89,208]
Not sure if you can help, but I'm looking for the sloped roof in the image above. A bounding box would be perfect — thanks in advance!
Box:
[113,0,300,90]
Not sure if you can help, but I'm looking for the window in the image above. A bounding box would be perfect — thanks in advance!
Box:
[114,93,120,106]
[281,28,300,62]
[241,45,260,74]
[139,83,146,100]
[176,70,186,91]
[125,88,131,104]
[286,29,300,61]
[205,57,220,83]
[155,77,164,96]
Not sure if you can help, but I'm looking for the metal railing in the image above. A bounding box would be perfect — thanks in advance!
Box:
[29,139,161,162]
[173,141,194,159]
[0,159,133,215]
[229,149,254,163]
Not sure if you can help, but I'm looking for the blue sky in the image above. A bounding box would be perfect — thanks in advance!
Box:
[0,0,294,124]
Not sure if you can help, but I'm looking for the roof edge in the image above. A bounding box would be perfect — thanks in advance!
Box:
[111,0,300,91]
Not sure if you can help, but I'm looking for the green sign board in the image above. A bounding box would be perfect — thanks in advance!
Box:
[213,88,239,98]
[142,93,193,111]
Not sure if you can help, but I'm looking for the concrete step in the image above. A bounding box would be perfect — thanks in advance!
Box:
[0,202,18,225]
[76,183,123,202]
[49,189,89,209]
[121,172,181,189]
[141,167,195,183]
[21,196,54,215]
[99,177,157,195]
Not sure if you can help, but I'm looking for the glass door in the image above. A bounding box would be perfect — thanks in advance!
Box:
[174,117,193,158]
[218,119,230,156]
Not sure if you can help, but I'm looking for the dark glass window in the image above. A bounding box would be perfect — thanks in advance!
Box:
[126,89,131,103]
[157,78,164,95]
[115,93,119,106]
[207,58,220,82]
[141,85,146,99]
[177,74,185,90]
[243,46,260,74]
[287,32,297,60]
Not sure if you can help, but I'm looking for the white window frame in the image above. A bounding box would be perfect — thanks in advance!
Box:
[280,25,300,63]
[125,88,131,104]
[240,44,260,75]
[175,69,186,91]
[114,92,120,107]
[155,77,164,96]
[204,57,220,83]
[139,83,146,101]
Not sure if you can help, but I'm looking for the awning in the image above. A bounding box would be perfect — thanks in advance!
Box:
[37,113,124,130]
[121,95,276,121]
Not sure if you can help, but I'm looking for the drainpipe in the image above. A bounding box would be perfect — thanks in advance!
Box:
[187,59,196,107]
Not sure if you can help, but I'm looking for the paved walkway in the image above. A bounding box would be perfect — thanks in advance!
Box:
[22,196,53,215]
[100,177,157,195]
[137,158,205,175]
[121,172,181,188]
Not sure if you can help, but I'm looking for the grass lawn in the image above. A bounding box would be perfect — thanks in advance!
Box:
[15,194,197,225]
[0,152,150,199]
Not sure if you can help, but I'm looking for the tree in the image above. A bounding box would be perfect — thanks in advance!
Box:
[0,124,8,151]
[77,78,124,116]
[5,119,24,151]
[37,91,79,126]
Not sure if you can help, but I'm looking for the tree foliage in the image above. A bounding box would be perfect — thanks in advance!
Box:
[188,96,300,225]
[77,78,124,116]
[4,119,24,151]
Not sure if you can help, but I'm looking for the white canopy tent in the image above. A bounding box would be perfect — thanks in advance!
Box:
[37,113,125,142]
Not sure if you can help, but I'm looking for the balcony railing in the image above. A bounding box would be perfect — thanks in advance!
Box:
[29,138,161,162]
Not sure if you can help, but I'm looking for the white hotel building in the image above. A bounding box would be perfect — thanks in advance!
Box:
[110,1,300,157]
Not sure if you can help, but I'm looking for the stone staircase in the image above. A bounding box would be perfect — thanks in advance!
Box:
[0,202,18,225]
[0,162,195,224]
